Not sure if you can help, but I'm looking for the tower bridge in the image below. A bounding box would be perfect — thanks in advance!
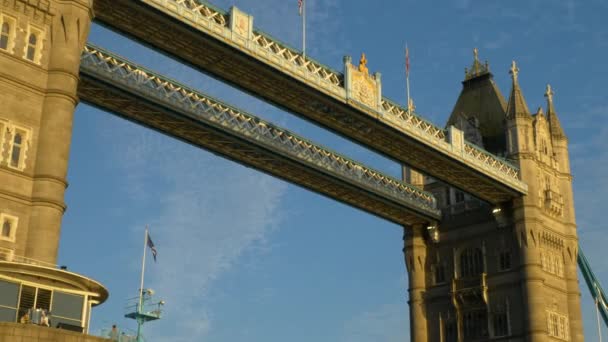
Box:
[0,0,601,341]
[78,44,440,226]
[92,0,527,204]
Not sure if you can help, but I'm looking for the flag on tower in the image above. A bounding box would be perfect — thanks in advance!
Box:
[147,232,157,262]
[298,0,304,16]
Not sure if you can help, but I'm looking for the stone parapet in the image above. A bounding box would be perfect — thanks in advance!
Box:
[0,322,110,342]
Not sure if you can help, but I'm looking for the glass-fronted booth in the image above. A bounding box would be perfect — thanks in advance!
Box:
[0,261,108,334]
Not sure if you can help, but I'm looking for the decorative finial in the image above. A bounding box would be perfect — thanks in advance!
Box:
[545,84,554,105]
[358,53,369,74]
[473,48,479,62]
[509,60,519,83]
[536,106,544,116]
[408,98,416,113]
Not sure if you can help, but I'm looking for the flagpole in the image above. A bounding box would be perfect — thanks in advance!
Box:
[302,0,306,60]
[138,226,148,313]
[406,44,411,113]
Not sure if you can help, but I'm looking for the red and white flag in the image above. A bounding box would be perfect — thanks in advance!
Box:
[298,0,304,16]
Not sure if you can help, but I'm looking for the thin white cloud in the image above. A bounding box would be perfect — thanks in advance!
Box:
[102,121,287,341]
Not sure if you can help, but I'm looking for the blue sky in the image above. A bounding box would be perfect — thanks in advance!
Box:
[56,0,608,340]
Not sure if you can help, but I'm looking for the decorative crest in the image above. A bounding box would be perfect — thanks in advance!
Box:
[358,53,369,74]
[509,60,519,83]
[545,84,554,105]
[464,48,490,80]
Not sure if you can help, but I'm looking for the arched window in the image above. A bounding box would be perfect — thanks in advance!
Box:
[10,132,23,168]
[0,22,9,50]
[460,247,484,278]
[1,220,10,238]
[26,33,37,61]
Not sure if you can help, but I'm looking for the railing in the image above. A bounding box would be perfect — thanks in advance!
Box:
[80,44,439,215]
[463,143,520,180]
[453,273,487,290]
[137,0,525,190]
[0,247,57,269]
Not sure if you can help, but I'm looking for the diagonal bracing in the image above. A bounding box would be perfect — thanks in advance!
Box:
[92,0,527,204]
[78,44,441,225]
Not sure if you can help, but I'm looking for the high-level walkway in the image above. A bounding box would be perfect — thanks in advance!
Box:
[78,45,440,226]
[93,0,527,204]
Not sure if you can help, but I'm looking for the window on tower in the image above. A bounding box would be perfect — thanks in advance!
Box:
[10,132,23,168]
[547,311,569,340]
[2,220,10,238]
[455,190,465,203]
[463,309,488,339]
[0,214,17,242]
[4,124,30,171]
[460,247,484,278]
[492,300,510,337]
[26,33,37,61]
[498,250,512,271]
[434,263,446,284]
[0,22,9,50]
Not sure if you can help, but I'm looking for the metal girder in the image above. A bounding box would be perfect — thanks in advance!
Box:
[78,44,441,226]
[92,0,527,204]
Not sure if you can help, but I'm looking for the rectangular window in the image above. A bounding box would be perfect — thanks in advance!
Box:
[444,319,457,342]
[547,311,569,340]
[493,311,509,337]
[541,249,564,278]
[0,214,18,242]
[435,263,446,284]
[0,120,5,163]
[455,190,465,203]
[7,126,30,171]
[499,250,511,271]
[18,285,36,321]
[0,15,16,53]
[0,280,19,323]
[463,309,488,339]
[23,25,44,64]
[52,291,84,329]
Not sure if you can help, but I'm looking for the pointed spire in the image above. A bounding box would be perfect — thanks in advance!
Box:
[545,84,566,139]
[506,60,531,119]
[464,48,490,80]
[536,106,544,117]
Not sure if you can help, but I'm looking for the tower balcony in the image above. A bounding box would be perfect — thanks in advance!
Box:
[544,189,564,217]
[451,273,488,308]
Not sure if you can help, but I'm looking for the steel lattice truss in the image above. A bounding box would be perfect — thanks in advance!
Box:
[92,0,528,203]
[79,45,441,224]
[141,0,522,184]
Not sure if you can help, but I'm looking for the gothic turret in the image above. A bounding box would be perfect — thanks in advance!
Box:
[505,61,531,119]
[545,84,566,140]
[505,61,534,157]
[447,49,508,154]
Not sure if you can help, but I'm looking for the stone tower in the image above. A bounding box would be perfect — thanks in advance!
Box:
[404,51,583,341]
[0,0,91,264]
[0,1,107,338]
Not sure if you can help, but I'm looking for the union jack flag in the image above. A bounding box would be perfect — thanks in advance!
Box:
[147,233,157,262]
